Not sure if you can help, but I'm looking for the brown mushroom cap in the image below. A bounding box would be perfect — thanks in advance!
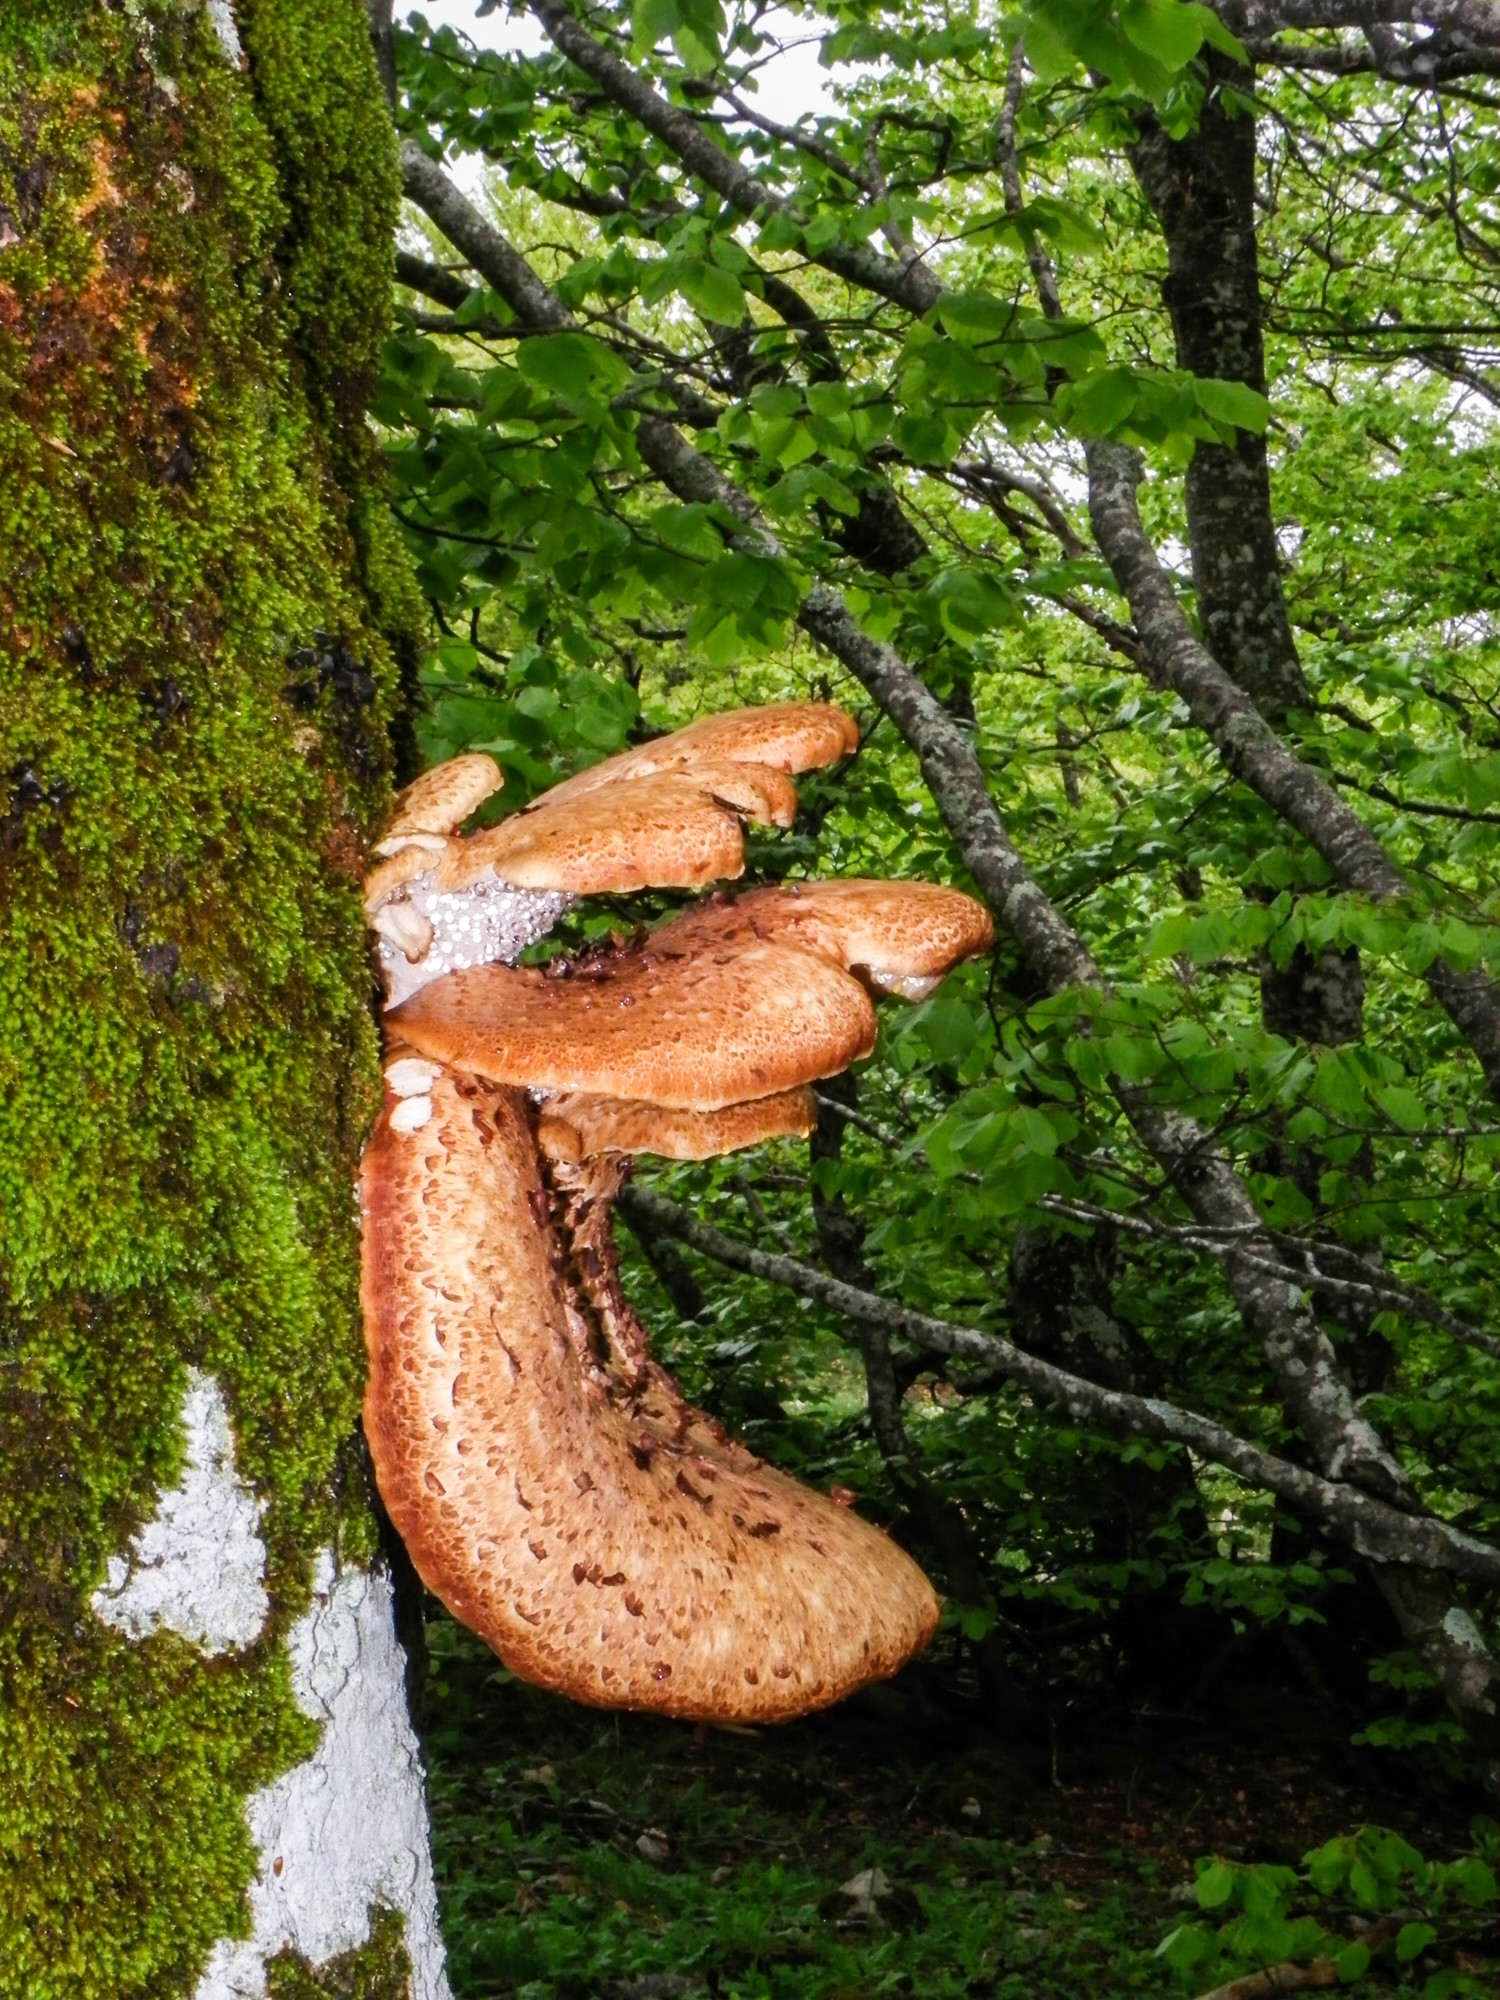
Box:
[390,937,877,1109]
[387,879,992,1109]
[382,752,504,842]
[654,879,997,990]
[364,710,852,984]
[536,701,858,814]
[361,1067,939,1722]
[536,1085,817,1164]
[437,765,799,898]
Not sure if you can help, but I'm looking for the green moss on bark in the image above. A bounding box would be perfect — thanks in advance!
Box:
[0,3,421,1993]
[267,1908,415,2000]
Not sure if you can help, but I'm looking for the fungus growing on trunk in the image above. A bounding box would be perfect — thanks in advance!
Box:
[359,703,994,1721]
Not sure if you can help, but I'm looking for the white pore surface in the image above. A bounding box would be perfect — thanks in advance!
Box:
[195,1554,453,2000]
[91,1369,270,1656]
[379,869,571,1007]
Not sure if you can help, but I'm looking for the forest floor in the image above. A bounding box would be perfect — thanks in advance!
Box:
[419,1613,1497,2000]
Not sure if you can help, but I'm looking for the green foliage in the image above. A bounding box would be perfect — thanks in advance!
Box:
[425,1619,1180,2000]
[1158,1823,1500,1996]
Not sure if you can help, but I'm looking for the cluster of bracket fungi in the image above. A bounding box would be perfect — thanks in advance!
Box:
[359,703,993,1723]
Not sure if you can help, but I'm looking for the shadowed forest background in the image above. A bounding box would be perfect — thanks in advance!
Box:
[390,0,1500,1991]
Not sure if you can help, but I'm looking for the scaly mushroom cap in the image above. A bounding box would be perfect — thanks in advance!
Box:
[535,701,859,813]
[652,880,998,995]
[363,703,858,1004]
[361,1066,939,1722]
[387,879,994,1109]
[437,764,800,898]
[381,752,504,843]
[390,937,875,1109]
[536,1086,817,1164]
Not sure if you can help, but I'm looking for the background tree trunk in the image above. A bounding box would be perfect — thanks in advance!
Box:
[0,4,448,1995]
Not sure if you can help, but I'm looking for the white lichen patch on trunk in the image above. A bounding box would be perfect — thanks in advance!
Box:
[91,1368,270,1656]
[202,0,245,64]
[195,1554,453,2000]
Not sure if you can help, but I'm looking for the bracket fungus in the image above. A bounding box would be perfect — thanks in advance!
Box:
[360,702,994,1722]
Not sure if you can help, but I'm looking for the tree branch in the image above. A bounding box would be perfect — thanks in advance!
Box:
[1085,440,1500,1103]
[524,0,943,314]
[1224,0,1500,72]
[618,1186,1500,1586]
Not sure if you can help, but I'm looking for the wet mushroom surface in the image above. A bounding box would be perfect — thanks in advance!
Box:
[359,702,994,1721]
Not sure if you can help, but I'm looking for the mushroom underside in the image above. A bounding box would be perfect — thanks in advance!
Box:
[361,1066,940,1723]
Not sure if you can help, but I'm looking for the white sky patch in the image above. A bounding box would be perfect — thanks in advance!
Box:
[195,1555,453,2000]
[92,1369,270,1657]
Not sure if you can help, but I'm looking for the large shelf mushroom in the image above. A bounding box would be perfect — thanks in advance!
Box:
[360,703,993,1722]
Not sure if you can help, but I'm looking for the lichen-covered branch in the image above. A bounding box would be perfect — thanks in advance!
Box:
[1222,0,1500,78]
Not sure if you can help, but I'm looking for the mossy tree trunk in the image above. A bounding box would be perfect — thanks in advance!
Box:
[0,5,447,1995]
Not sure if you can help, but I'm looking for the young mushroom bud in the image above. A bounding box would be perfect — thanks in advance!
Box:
[360,703,994,1722]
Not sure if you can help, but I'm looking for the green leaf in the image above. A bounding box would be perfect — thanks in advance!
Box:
[1119,0,1208,71]
[1396,1922,1438,1963]
[893,411,959,464]
[1374,1084,1426,1131]
[1195,1860,1235,1910]
[1193,376,1271,433]
[516,334,617,398]
[1155,1922,1214,1971]
[1348,1859,1381,1910]
[1059,367,1138,437]
[631,0,679,52]
[937,291,1018,340]
[924,566,1017,643]
[1200,7,1249,59]
[679,261,746,324]
[918,995,979,1064]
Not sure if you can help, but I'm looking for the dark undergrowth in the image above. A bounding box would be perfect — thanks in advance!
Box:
[418,1611,1499,2000]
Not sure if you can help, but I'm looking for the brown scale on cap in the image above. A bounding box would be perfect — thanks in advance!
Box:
[361,1069,940,1722]
[380,751,503,843]
[360,700,994,1723]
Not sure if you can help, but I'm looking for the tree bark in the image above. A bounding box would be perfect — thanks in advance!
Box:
[0,6,448,1996]
[1128,50,1311,722]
